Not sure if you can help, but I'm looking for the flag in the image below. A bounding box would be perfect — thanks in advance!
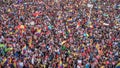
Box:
[48,25,53,30]
[1,58,7,65]
[29,38,32,47]
[61,40,67,45]
[17,25,26,33]
[18,0,22,3]
[67,18,72,21]
[22,45,27,50]
[58,15,61,19]
[83,33,89,37]
[7,8,11,12]
[33,11,39,17]
[37,28,41,33]
[103,13,109,17]
[0,44,5,48]
[116,62,120,68]
[30,21,35,26]
[54,0,58,2]
[68,29,70,33]
[20,25,25,29]
[76,22,80,28]
[89,25,93,28]
[96,43,99,50]
[87,21,92,26]
[103,23,109,26]
[59,60,63,68]
[68,50,70,55]
[87,3,93,8]
[5,48,13,52]
[9,57,12,63]
[41,43,46,47]
[69,9,73,12]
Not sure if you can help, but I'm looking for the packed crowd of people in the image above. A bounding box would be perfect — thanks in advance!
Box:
[0,0,120,68]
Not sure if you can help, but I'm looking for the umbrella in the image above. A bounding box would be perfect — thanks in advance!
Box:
[0,44,5,48]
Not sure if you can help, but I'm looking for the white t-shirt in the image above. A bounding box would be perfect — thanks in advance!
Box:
[77,60,82,64]
[19,62,24,68]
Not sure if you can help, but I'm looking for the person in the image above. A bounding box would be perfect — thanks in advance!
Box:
[0,0,119,68]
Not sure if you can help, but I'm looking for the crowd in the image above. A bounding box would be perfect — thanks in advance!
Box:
[0,0,120,68]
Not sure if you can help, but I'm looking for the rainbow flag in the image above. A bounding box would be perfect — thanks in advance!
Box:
[116,62,120,68]
[59,60,63,68]
[22,45,27,50]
